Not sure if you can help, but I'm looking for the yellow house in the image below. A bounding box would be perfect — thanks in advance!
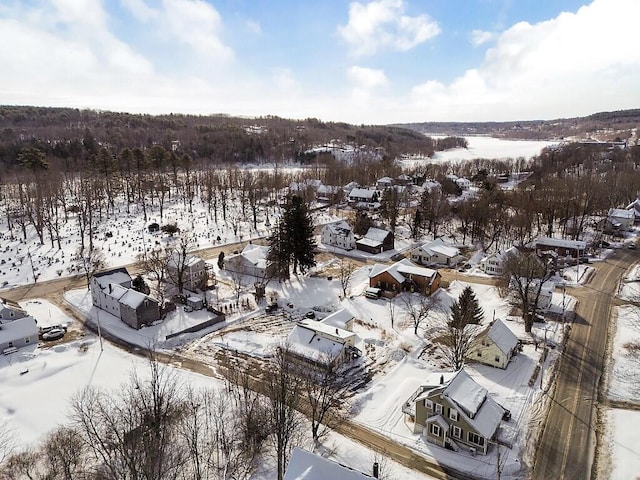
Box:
[469,319,519,370]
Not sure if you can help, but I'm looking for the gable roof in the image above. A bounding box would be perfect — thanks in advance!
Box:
[0,297,27,318]
[287,319,355,362]
[484,319,518,355]
[442,370,505,439]
[417,238,460,258]
[369,258,438,284]
[284,448,373,480]
[321,308,355,330]
[535,236,586,250]
[323,220,353,236]
[364,227,390,242]
[608,208,634,220]
[92,268,131,289]
[349,188,376,199]
[240,244,269,267]
[0,316,38,343]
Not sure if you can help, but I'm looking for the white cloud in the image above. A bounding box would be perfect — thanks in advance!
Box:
[347,66,389,90]
[120,0,158,22]
[409,0,640,122]
[161,0,233,60]
[337,0,440,56]
[470,29,494,47]
[272,68,299,91]
[245,19,262,35]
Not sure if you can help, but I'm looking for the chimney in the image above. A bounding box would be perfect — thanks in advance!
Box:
[335,328,339,335]
[109,284,112,294]
[440,374,444,385]
[373,462,379,478]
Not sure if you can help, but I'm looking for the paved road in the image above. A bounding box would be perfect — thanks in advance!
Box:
[532,249,636,479]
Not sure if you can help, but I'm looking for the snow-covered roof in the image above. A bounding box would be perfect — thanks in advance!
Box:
[443,370,505,439]
[323,220,353,236]
[240,244,269,267]
[349,188,376,199]
[356,237,383,248]
[93,268,131,289]
[369,258,438,284]
[284,448,373,480]
[535,236,587,250]
[167,253,204,269]
[426,414,450,431]
[608,208,634,220]
[0,316,38,343]
[321,308,354,330]
[377,176,393,183]
[119,289,149,309]
[287,320,355,362]
[417,238,460,258]
[0,297,27,318]
[484,319,518,355]
[364,227,390,242]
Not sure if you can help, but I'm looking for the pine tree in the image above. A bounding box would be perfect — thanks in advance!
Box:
[268,195,317,278]
[448,286,484,329]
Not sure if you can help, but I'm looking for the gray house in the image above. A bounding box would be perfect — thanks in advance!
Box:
[403,369,507,455]
[91,268,160,330]
[0,316,38,353]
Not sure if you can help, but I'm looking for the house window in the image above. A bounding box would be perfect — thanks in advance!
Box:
[449,409,459,421]
[424,399,433,410]
[477,351,482,357]
[435,403,443,414]
[452,425,462,439]
[495,356,500,362]
[468,432,485,447]
[430,424,441,437]
[25,337,30,344]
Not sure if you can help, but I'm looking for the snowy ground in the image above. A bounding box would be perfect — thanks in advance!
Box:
[399,136,555,168]
[603,260,640,480]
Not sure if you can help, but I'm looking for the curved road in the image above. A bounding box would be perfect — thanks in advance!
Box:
[532,248,636,479]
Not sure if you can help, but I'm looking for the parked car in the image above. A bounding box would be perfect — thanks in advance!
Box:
[265,302,279,313]
[628,242,636,250]
[42,328,65,341]
[305,311,316,319]
[597,240,611,248]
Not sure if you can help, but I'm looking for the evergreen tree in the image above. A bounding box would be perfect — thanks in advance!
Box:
[268,195,316,278]
[268,220,291,280]
[448,286,484,329]
[285,195,316,274]
[353,210,373,236]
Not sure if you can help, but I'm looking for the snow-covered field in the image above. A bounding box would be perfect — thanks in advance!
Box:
[400,136,555,168]
[604,261,640,480]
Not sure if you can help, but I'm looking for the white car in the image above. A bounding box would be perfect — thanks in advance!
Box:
[42,328,65,341]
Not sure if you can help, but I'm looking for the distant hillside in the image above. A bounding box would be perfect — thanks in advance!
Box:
[0,106,436,165]
[395,108,640,141]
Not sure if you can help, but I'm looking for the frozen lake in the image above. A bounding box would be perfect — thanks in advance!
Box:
[401,136,557,167]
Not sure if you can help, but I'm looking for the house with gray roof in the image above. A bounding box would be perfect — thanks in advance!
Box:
[403,369,507,455]
[0,315,38,353]
[91,268,160,329]
[224,244,274,279]
[469,319,519,369]
[321,220,356,251]
[410,238,464,267]
[0,296,28,322]
[356,227,394,254]
[286,319,359,366]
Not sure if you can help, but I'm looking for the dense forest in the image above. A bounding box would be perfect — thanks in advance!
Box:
[396,108,640,141]
[0,106,443,169]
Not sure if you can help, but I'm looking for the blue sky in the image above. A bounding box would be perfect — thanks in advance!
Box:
[0,0,638,124]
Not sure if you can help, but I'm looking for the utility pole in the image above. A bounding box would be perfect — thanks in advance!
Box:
[496,439,502,480]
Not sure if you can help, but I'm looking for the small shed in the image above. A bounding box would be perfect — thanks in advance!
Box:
[187,296,204,310]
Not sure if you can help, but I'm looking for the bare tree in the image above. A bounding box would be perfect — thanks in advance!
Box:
[137,247,170,305]
[263,344,306,480]
[41,426,87,480]
[0,420,15,465]
[502,251,554,333]
[387,298,397,329]
[438,323,478,370]
[165,234,196,294]
[337,258,355,298]
[400,293,437,336]
[70,356,187,480]
[300,352,353,445]
[228,265,247,303]
[0,448,41,480]
[77,246,106,289]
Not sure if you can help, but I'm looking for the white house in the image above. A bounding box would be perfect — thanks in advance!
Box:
[0,297,27,322]
[167,254,207,292]
[607,208,634,231]
[479,246,519,276]
[0,315,38,353]
[320,308,356,331]
[320,220,356,251]
[91,268,160,330]
[224,244,273,279]
[284,448,373,480]
[410,238,464,267]
[376,176,393,189]
[348,188,378,204]
[456,177,472,190]
[469,319,519,369]
[286,319,359,366]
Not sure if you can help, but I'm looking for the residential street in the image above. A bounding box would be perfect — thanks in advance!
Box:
[532,248,637,479]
